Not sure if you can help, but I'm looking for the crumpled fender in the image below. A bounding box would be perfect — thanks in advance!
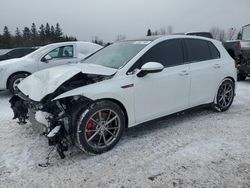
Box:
[53,76,135,125]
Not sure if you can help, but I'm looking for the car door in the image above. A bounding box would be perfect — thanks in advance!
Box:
[38,45,78,70]
[132,39,191,123]
[184,39,222,107]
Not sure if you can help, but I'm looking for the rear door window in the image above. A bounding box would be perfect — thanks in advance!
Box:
[184,39,211,62]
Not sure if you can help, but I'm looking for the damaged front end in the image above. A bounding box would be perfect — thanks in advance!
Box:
[9,72,112,158]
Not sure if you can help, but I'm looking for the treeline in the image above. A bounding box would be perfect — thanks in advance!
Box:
[0,23,77,49]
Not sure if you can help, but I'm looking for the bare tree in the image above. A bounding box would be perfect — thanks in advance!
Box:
[115,34,126,41]
[160,27,166,35]
[210,27,221,40]
[167,26,173,35]
[218,29,226,42]
[210,26,227,41]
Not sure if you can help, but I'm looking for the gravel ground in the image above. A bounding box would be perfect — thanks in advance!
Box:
[0,80,250,188]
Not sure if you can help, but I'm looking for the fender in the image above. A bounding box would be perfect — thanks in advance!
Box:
[53,76,136,125]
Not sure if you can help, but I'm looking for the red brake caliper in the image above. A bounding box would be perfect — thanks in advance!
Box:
[86,120,95,139]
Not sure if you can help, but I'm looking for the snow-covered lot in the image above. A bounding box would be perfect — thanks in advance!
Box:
[0,80,250,188]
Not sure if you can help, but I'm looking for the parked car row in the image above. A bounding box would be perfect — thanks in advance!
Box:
[9,35,236,157]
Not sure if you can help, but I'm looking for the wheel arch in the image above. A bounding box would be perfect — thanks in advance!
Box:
[6,71,31,89]
[95,98,129,129]
[225,76,235,84]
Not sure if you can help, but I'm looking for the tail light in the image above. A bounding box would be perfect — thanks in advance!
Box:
[234,60,238,68]
[237,41,241,51]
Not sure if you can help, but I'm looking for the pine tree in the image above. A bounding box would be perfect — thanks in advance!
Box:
[0,34,3,48]
[45,23,51,40]
[50,25,55,42]
[39,24,45,44]
[55,23,63,41]
[23,27,32,46]
[147,29,152,36]
[2,26,12,48]
[15,27,22,47]
[31,23,38,45]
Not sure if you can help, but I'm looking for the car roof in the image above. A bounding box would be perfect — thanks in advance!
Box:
[124,34,218,43]
[126,36,162,41]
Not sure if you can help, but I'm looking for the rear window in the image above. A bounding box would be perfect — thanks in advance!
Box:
[184,39,211,62]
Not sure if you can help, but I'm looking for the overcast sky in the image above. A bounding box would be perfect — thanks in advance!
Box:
[0,0,249,42]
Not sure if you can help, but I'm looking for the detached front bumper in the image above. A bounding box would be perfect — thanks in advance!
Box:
[29,110,50,133]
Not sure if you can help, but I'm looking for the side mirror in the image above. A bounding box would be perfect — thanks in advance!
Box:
[42,54,52,63]
[137,62,164,77]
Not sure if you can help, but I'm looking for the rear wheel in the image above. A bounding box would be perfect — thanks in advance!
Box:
[73,101,125,154]
[213,79,235,112]
[8,73,29,94]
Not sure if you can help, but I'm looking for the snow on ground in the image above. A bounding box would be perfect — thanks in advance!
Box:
[0,80,250,188]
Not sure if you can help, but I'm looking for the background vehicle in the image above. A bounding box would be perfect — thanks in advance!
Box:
[185,32,213,39]
[186,29,250,80]
[0,41,102,93]
[223,24,250,80]
[0,47,38,61]
[10,35,236,157]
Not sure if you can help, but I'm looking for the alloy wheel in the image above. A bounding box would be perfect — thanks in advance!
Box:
[218,82,234,108]
[84,109,121,149]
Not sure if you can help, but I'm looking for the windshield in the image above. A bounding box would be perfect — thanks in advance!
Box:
[81,41,149,69]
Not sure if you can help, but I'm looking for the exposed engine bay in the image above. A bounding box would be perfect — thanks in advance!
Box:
[9,73,112,158]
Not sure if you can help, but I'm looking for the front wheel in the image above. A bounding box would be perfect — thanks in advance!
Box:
[213,79,235,112]
[73,101,125,154]
[8,73,29,94]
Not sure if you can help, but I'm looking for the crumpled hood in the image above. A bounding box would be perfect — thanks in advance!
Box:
[18,63,117,101]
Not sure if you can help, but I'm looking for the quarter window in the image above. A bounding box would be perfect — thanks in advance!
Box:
[134,39,183,69]
[184,39,211,62]
[208,42,220,59]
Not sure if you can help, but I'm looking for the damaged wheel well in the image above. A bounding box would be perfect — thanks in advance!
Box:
[96,98,129,129]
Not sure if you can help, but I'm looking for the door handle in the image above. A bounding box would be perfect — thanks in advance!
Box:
[67,61,72,64]
[213,64,221,69]
[179,70,189,76]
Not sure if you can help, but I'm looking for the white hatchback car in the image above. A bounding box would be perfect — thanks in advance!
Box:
[0,41,102,93]
[11,35,236,156]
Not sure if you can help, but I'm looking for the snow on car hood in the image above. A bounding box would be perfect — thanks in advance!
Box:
[18,63,117,102]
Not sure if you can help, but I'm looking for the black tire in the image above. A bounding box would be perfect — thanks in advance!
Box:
[213,79,235,112]
[237,73,246,81]
[8,73,29,94]
[72,100,125,154]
